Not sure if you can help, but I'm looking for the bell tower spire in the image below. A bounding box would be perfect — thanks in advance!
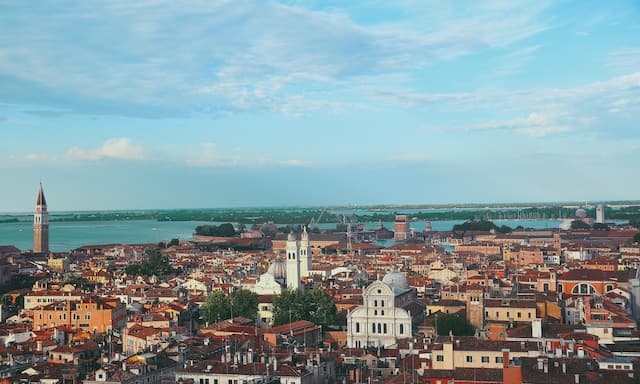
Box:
[34,182,49,254]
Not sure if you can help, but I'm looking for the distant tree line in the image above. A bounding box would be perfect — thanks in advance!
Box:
[452,220,513,234]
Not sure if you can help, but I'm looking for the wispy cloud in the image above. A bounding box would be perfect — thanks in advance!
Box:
[493,45,542,76]
[65,138,145,161]
[607,47,640,72]
[185,142,308,168]
[0,0,555,117]
[464,110,595,137]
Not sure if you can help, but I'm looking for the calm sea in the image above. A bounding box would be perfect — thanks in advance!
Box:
[0,218,567,252]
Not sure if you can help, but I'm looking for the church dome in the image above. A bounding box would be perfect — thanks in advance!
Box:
[267,258,287,279]
[382,271,409,290]
[287,232,297,241]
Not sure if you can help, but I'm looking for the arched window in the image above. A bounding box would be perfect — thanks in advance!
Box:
[381,300,385,307]
[372,323,376,333]
[399,324,404,334]
[374,300,378,307]
[606,284,614,292]
[356,322,360,333]
[572,283,596,295]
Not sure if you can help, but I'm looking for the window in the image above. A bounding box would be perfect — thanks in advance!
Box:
[528,313,532,319]
[436,355,444,362]
[496,311,499,318]
[485,311,488,317]
[381,310,385,316]
[383,323,387,334]
[377,323,381,333]
[355,322,360,333]
[481,356,489,363]
[399,324,404,334]
[517,312,522,318]
[374,300,378,307]
[381,300,385,307]
[466,355,473,363]
[495,357,503,364]
[372,323,376,333]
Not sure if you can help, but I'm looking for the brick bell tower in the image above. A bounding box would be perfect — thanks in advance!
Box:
[33,183,49,254]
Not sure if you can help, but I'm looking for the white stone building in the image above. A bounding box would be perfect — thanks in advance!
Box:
[347,272,417,348]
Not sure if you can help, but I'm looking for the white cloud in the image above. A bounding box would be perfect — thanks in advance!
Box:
[607,48,640,72]
[0,0,555,116]
[65,138,144,161]
[465,112,576,137]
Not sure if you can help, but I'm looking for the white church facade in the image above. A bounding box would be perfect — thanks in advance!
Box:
[346,272,416,348]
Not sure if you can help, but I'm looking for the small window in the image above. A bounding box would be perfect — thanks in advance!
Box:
[496,357,503,363]
[481,356,489,363]
[356,322,360,333]
[466,355,473,363]
[399,324,404,334]
[436,355,444,362]
[383,323,387,334]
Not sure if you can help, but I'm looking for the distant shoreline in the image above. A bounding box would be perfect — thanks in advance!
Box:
[0,203,637,225]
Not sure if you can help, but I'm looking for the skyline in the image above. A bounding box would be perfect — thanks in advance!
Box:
[1,1,640,211]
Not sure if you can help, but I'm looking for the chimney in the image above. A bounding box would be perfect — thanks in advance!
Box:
[537,358,544,371]
[543,359,548,374]
[502,349,510,369]
[122,361,127,372]
[272,355,278,371]
[574,373,580,384]
[562,362,567,374]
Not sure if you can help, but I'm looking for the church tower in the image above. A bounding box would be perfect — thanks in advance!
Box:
[299,226,312,277]
[285,231,301,290]
[33,183,49,254]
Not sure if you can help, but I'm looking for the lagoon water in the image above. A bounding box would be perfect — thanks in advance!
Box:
[0,218,566,252]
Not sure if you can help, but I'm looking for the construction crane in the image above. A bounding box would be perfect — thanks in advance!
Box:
[309,207,327,229]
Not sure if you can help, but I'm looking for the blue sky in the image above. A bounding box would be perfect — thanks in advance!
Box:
[1,0,639,211]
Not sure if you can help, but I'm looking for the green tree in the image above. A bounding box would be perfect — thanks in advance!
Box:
[125,249,172,277]
[305,288,337,330]
[168,238,180,247]
[570,220,591,230]
[273,288,337,329]
[194,223,237,237]
[273,289,306,326]
[232,289,259,321]
[634,233,640,244]
[435,314,475,336]
[200,291,231,324]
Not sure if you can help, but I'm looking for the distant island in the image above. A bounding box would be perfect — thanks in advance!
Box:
[1,202,639,226]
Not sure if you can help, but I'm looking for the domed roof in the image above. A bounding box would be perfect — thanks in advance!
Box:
[287,232,297,241]
[575,208,587,218]
[382,271,409,290]
[267,258,287,279]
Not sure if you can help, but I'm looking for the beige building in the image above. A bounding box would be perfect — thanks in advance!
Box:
[431,337,539,370]
[484,299,537,324]
[48,256,70,273]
